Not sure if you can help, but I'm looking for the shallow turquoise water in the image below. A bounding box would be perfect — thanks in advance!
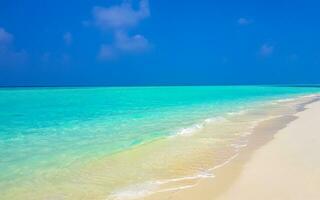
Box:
[0,86,320,185]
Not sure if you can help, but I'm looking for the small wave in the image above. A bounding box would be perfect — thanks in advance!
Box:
[227,109,249,116]
[175,117,227,137]
[115,153,239,200]
[301,94,320,98]
[108,151,243,200]
[273,94,320,104]
[176,124,203,136]
[154,183,197,193]
[208,153,239,172]
[107,170,214,200]
[107,182,158,200]
[275,98,296,103]
[230,143,248,149]
[204,116,227,123]
[155,171,214,185]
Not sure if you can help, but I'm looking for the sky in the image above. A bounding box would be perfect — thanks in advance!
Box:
[0,0,320,86]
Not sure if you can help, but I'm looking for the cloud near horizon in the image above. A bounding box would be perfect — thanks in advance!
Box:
[89,0,150,60]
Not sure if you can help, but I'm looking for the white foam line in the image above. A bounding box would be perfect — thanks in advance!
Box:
[107,172,215,200]
[156,172,214,185]
[155,183,197,193]
[208,153,239,172]
[301,94,320,98]
[227,110,249,116]
[272,94,320,105]
[275,98,296,103]
[231,143,248,148]
[114,152,240,200]
[172,116,228,137]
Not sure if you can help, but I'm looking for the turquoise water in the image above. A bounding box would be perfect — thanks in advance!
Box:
[0,86,320,191]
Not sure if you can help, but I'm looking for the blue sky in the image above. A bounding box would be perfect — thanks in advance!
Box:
[0,0,320,86]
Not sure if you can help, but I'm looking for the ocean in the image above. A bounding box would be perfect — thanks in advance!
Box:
[0,86,319,199]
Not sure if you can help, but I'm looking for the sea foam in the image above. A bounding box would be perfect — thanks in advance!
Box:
[175,117,227,136]
[107,171,214,200]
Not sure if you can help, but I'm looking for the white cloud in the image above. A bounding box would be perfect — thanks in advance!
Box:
[260,44,274,57]
[87,0,150,60]
[93,0,149,30]
[0,28,13,45]
[63,32,72,45]
[98,31,149,61]
[237,17,252,26]
[115,31,149,52]
[0,27,28,67]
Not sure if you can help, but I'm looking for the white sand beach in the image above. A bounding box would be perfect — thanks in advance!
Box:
[143,99,320,200]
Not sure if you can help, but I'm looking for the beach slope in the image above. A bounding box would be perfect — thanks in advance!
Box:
[144,100,320,200]
[216,100,320,199]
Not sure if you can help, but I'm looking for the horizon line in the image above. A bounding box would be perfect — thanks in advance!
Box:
[1,83,320,89]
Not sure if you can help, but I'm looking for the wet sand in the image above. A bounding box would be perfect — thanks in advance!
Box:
[143,99,320,200]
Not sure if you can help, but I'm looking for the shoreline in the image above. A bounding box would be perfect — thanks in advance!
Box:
[216,99,320,199]
[142,96,320,200]
[2,93,319,200]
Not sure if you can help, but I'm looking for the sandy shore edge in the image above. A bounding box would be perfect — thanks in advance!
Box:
[143,98,320,200]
